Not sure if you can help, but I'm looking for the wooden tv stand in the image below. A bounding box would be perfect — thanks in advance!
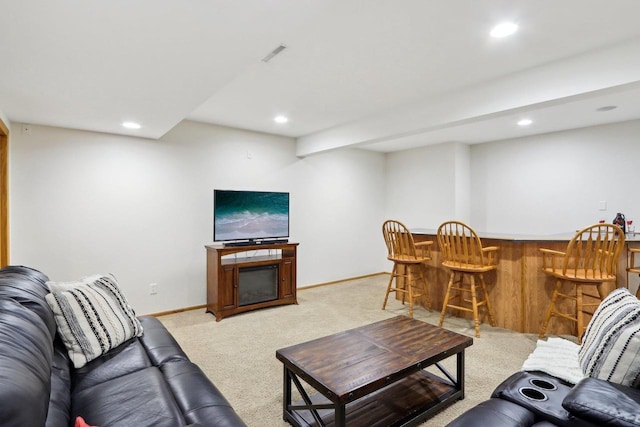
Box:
[205,242,299,321]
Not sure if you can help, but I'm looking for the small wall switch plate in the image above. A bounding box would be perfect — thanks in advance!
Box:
[22,124,31,135]
[599,201,607,211]
[149,283,158,295]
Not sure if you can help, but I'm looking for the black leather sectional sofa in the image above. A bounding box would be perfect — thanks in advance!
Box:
[447,286,640,427]
[0,265,246,427]
[447,365,640,426]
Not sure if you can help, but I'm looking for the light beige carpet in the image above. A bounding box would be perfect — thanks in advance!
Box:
[159,274,539,426]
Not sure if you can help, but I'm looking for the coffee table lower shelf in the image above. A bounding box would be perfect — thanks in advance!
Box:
[284,370,461,427]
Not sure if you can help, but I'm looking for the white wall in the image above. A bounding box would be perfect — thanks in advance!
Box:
[291,148,388,282]
[0,110,9,132]
[9,121,387,314]
[453,142,471,221]
[385,142,470,229]
[470,119,640,234]
[12,117,640,315]
[385,120,640,235]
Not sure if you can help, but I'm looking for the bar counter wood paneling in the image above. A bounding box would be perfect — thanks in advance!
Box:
[410,229,640,335]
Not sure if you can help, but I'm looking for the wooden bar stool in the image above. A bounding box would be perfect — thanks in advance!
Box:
[539,223,625,343]
[437,221,497,337]
[382,219,433,318]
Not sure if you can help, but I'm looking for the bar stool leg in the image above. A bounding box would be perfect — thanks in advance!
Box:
[401,265,407,305]
[452,273,463,314]
[480,274,496,327]
[418,264,431,310]
[407,266,415,318]
[439,272,455,327]
[539,279,562,339]
[382,264,396,310]
[576,285,584,343]
[469,275,481,338]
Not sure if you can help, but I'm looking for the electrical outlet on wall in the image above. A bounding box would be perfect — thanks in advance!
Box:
[149,283,158,295]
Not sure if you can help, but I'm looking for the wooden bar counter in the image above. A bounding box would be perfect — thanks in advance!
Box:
[410,228,640,336]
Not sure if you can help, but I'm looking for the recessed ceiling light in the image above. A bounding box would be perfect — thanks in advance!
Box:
[491,22,518,38]
[122,121,141,129]
[596,105,617,112]
[274,115,289,124]
[517,119,533,126]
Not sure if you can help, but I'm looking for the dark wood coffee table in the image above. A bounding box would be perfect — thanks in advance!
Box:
[275,316,473,427]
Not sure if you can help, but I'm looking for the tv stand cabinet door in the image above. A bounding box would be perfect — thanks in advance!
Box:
[220,265,237,310]
[280,259,296,300]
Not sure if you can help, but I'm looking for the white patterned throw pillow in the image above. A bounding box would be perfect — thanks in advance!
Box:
[578,287,640,387]
[45,274,143,368]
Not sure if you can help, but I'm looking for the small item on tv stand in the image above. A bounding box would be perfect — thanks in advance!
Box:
[262,238,288,244]
[224,238,289,247]
[223,240,255,247]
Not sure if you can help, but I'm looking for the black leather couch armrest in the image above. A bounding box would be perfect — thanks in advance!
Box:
[445,398,537,427]
[563,378,640,427]
[138,316,189,364]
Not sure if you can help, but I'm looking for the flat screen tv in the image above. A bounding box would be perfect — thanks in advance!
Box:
[213,189,289,245]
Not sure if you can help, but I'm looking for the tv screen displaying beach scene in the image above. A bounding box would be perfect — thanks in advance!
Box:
[213,190,289,243]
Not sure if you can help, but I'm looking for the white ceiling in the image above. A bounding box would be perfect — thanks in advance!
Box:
[2,1,640,155]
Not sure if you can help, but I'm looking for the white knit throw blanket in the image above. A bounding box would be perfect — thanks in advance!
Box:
[521,337,585,384]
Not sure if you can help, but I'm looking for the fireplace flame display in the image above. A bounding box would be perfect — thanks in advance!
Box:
[238,265,278,306]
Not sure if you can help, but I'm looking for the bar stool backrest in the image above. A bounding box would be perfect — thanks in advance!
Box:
[437,221,491,269]
[563,223,625,280]
[382,219,420,262]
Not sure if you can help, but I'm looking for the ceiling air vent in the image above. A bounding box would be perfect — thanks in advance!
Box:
[262,44,287,63]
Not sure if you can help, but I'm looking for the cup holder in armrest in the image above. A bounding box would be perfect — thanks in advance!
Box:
[519,387,548,401]
[494,372,578,425]
[529,378,557,391]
